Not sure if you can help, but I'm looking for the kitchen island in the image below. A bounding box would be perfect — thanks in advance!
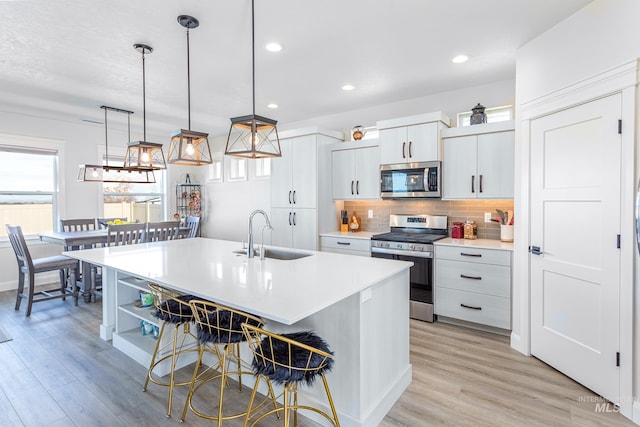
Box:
[65,238,412,427]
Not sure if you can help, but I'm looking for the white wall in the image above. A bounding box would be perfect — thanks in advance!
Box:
[514,0,640,421]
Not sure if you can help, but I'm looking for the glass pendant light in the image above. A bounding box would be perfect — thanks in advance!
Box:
[124,43,167,170]
[167,15,213,166]
[78,106,156,183]
[225,0,281,159]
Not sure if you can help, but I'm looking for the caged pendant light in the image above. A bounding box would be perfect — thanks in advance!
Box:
[167,15,213,166]
[124,44,167,171]
[78,106,156,184]
[224,0,281,159]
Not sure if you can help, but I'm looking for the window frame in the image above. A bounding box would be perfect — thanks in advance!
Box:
[0,133,66,242]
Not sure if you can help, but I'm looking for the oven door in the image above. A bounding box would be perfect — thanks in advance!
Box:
[371,250,434,322]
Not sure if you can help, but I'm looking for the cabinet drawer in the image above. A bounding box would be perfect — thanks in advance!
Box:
[319,236,371,253]
[436,245,511,266]
[435,287,510,329]
[435,259,510,297]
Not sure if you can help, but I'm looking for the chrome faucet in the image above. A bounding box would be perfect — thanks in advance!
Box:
[247,209,273,258]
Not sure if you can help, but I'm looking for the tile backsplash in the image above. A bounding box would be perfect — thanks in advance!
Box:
[343,199,515,240]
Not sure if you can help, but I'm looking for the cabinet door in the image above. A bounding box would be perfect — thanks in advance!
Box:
[291,135,317,208]
[407,122,439,162]
[271,138,293,208]
[291,209,318,250]
[332,149,356,200]
[269,208,293,248]
[354,146,380,199]
[477,131,514,199]
[442,135,478,199]
[379,127,407,164]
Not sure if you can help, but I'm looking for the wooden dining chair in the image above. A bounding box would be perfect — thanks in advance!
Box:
[107,222,147,246]
[146,220,181,242]
[184,216,200,238]
[6,225,80,317]
[60,218,99,296]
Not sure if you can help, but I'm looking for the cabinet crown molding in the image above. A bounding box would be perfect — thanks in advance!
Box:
[441,120,515,139]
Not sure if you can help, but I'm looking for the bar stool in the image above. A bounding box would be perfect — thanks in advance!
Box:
[144,283,200,418]
[241,323,340,427]
[180,299,278,426]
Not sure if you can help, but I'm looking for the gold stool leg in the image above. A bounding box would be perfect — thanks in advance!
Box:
[143,322,166,392]
[180,341,205,422]
[293,383,298,427]
[321,374,340,427]
[166,323,181,418]
[216,345,228,427]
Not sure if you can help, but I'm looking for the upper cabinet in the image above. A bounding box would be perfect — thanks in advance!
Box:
[377,112,450,165]
[442,121,515,200]
[271,134,319,209]
[331,141,380,200]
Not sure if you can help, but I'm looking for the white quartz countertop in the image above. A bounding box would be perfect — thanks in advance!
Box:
[65,238,411,325]
[319,231,378,240]
[435,237,514,251]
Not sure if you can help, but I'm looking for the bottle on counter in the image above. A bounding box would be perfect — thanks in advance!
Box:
[451,221,464,239]
[463,220,477,240]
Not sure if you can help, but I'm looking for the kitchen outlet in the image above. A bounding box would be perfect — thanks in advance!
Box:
[367,209,373,219]
[484,212,492,223]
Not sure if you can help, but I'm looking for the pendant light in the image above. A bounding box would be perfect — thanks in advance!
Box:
[224,0,281,159]
[78,106,156,183]
[167,15,213,166]
[124,43,167,170]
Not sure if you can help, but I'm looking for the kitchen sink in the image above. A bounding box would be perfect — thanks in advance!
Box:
[232,248,311,260]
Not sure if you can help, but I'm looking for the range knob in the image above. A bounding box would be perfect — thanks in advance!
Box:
[396,243,403,249]
[415,245,424,251]
[409,244,415,250]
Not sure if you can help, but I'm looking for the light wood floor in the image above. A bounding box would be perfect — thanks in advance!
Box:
[0,289,634,427]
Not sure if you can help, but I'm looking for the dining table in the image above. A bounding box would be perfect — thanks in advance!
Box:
[39,229,108,302]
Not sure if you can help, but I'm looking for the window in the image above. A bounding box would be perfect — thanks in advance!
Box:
[208,152,223,182]
[457,105,514,127]
[254,158,271,179]
[0,143,59,237]
[225,155,247,182]
[103,155,165,223]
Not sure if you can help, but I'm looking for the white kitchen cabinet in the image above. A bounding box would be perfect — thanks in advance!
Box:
[377,112,450,165]
[331,141,380,200]
[319,233,372,257]
[113,274,197,376]
[270,208,317,250]
[442,121,515,199]
[434,241,512,331]
[270,127,343,250]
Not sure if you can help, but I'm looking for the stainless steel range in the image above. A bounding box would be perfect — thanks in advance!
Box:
[370,214,448,322]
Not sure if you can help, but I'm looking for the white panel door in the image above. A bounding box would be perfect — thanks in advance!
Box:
[442,135,477,199]
[477,131,514,199]
[379,126,407,165]
[270,138,293,208]
[290,135,317,208]
[407,122,438,162]
[291,208,318,250]
[530,94,621,404]
[354,146,380,199]
[269,208,293,248]
[332,149,356,200]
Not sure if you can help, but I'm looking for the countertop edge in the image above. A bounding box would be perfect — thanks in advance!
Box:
[435,237,514,251]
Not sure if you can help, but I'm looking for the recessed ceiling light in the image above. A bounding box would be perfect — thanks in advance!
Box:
[452,55,469,64]
[342,84,355,91]
[267,103,278,109]
[265,42,282,52]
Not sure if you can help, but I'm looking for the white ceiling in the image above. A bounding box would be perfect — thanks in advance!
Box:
[0,0,592,137]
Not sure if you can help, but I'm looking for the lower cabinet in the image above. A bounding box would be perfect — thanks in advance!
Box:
[113,273,197,376]
[319,234,371,257]
[270,208,318,251]
[434,244,511,330]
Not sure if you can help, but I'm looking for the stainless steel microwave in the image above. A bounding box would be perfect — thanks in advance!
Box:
[380,161,441,199]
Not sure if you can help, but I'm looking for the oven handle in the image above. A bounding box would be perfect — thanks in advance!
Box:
[371,246,433,258]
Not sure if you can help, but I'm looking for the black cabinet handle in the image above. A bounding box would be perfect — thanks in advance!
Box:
[293,190,296,204]
[460,274,482,280]
[460,303,482,310]
[288,212,292,226]
[351,180,354,195]
[337,241,351,246]
[460,252,482,257]
[471,175,475,193]
[402,142,406,159]
[408,141,413,158]
[288,190,292,204]
[293,212,296,226]
[479,174,483,193]
[356,180,360,195]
